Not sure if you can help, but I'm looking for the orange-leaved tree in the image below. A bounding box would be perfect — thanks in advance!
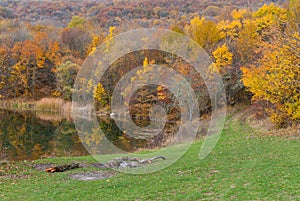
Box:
[8,31,60,97]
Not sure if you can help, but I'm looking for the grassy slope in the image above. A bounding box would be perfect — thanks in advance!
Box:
[1,119,299,201]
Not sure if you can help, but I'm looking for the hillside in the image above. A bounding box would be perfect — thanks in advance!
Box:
[0,0,286,28]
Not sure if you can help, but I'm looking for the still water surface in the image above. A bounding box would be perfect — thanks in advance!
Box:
[0,109,175,161]
[0,109,89,161]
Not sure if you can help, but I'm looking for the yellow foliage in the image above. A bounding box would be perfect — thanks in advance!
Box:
[7,31,61,96]
[89,47,97,56]
[141,57,153,73]
[288,0,300,33]
[242,34,300,126]
[268,109,290,128]
[143,57,149,67]
[231,9,248,20]
[218,19,242,38]
[212,44,233,71]
[51,90,62,97]
[236,19,260,62]
[188,16,223,51]
[87,35,101,56]
[105,26,116,53]
[93,83,108,107]
[253,3,287,31]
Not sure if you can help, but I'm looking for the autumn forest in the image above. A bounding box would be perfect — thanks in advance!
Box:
[0,0,299,128]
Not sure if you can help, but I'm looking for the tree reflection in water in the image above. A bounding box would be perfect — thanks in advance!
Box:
[0,109,180,161]
[0,109,88,161]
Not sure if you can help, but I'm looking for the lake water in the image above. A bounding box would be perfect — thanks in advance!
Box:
[0,109,180,161]
[0,109,88,161]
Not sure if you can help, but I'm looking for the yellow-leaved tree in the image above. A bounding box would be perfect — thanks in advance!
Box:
[186,16,223,52]
[86,35,102,56]
[242,34,300,127]
[253,3,287,35]
[93,83,108,107]
[212,44,233,73]
[236,19,260,63]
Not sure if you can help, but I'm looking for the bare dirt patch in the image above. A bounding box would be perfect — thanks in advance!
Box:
[69,171,116,181]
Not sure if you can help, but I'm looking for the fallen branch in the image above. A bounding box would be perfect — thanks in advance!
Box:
[45,163,80,173]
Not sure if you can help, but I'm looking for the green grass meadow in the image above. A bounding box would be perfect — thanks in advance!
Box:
[1,120,299,200]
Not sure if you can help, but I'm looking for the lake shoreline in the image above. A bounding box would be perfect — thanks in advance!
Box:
[0,98,71,112]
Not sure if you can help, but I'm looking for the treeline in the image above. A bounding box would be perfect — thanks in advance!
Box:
[0,1,299,127]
